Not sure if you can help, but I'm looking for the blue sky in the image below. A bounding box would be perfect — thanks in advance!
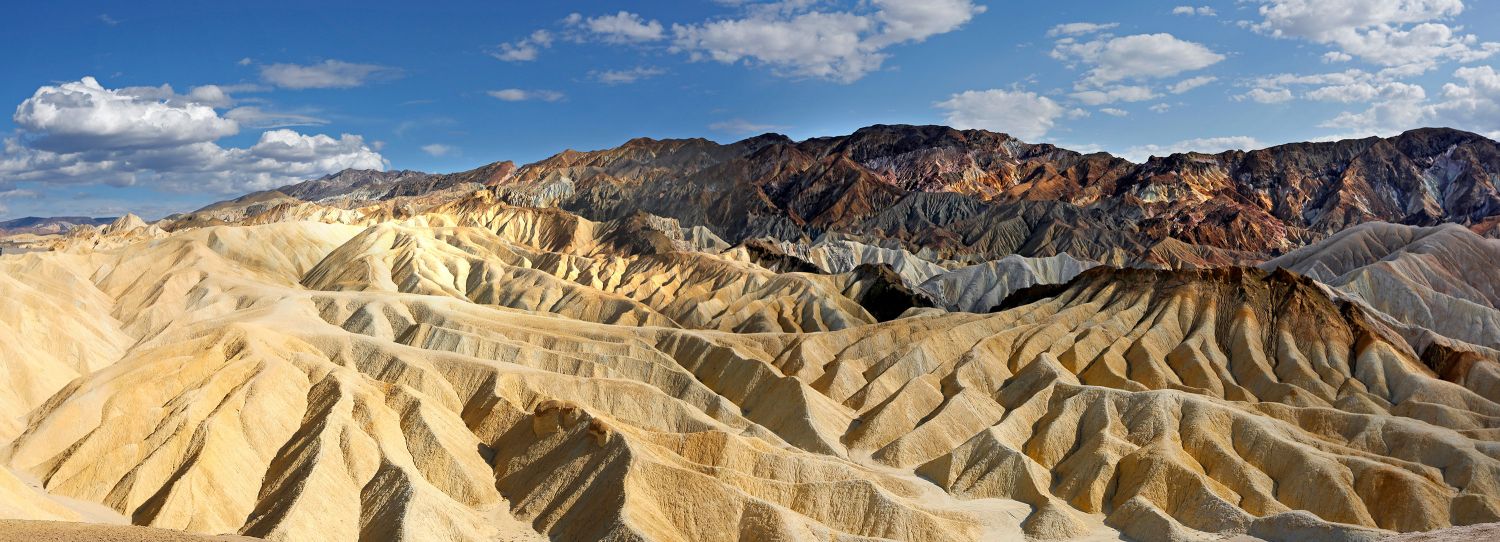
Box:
[1,0,1498,219]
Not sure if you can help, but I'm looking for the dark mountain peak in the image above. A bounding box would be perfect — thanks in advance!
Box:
[1390,126,1495,157]
[829,124,1019,158]
[617,135,721,153]
[735,132,794,147]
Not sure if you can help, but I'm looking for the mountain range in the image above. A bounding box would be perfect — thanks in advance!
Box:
[158,125,1500,268]
[0,125,1498,542]
[0,216,116,236]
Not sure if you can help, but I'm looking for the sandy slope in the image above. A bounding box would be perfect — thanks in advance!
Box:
[1263,222,1500,351]
[1379,522,1500,541]
[0,207,1496,541]
[0,520,260,542]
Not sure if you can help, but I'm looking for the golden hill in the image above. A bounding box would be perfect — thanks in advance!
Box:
[0,202,1495,541]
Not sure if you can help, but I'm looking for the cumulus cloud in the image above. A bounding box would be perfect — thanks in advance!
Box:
[259,60,402,89]
[487,89,565,102]
[1099,108,1129,117]
[0,77,386,194]
[576,11,666,43]
[513,1,981,83]
[1121,136,1264,161]
[1322,51,1354,63]
[1047,22,1118,37]
[115,83,238,108]
[669,0,984,83]
[1071,85,1159,105]
[1304,81,1425,103]
[1236,87,1295,103]
[2,130,384,193]
[1432,65,1500,137]
[1238,68,1435,109]
[1052,33,1225,86]
[672,11,879,82]
[1249,0,1497,70]
[1319,65,1500,138]
[868,0,988,46]
[13,77,238,152]
[1050,32,1223,108]
[1172,6,1216,16]
[491,30,554,62]
[1249,69,1371,90]
[934,89,1067,140]
[591,66,667,85]
[1252,0,1462,41]
[1319,96,1430,135]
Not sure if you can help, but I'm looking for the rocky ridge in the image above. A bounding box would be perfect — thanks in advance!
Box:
[0,125,1497,542]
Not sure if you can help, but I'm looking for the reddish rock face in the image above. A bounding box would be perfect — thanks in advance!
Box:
[186,124,1500,267]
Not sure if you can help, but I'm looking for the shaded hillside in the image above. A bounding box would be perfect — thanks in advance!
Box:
[169,125,1500,268]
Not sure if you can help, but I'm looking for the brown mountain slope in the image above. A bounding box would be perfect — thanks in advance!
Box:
[476,125,1500,260]
[151,125,1500,268]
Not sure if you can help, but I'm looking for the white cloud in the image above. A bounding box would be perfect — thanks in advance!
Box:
[591,66,667,85]
[1100,108,1129,117]
[112,82,238,109]
[578,11,666,43]
[1149,103,1172,113]
[487,89,565,102]
[934,89,1067,140]
[1240,68,1433,109]
[1052,33,1225,86]
[1319,96,1429,135]
[1172,6,1216,16]
[1432,65,1500,137]
[1252,0,1462,41]
[1249,69,1371,90]
[1304,81,1425,103]
[1122,136,1263,161]
[224,107,327,129]
[1322,51,1353,63]
[1249,0,1497,69]
[491,30,554,62]
[1071,85,1159,105]
[669,0,983,83]
[259,60,401,89]
[1333,23,1500,69]
[420,144,456,157]
[1047,22,1118,37]
[673,12,877,82]
[1169,75,1217,94]
[1237,87,1295,103]
[708,119,786,134]
[0,77,386,194]
[868,0,988,46]
[98,14,119,26]
[1320,65,1500,138]
[13,77,238,152]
